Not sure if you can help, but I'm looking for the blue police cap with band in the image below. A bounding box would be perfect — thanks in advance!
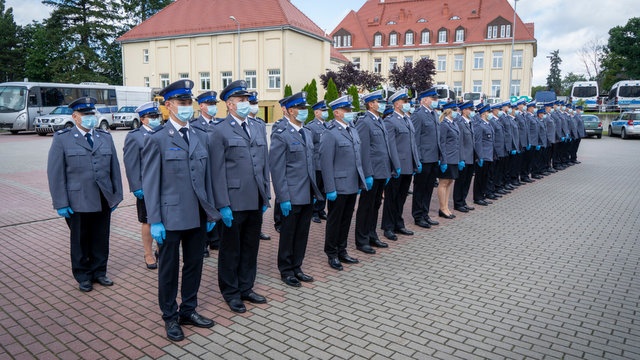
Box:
[220,80,250,101]
[475,102,486,111]
[278,96,291,108]
[383,105,393,117]
[575,105,583,110]
[417,87,438,101]
[490,103,502,110]
[478,104,491,114]
[159,79,194,101]
[442,101,458,110]
[544,102,554,107]
[135,101,160,117]
[311,100,328,111]
[329,95,353,110]
[459,101,474,110]
[537,108,546,115]
[388,89,409,103]
[362,90,384,104]
[516,98,527,106]
[196,91,218,104]
[283,92,309,109]
[249,91,259,104]
[526,101,536,108]
[68,97,97,113]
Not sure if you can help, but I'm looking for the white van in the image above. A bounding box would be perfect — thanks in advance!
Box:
[463,92,487,107]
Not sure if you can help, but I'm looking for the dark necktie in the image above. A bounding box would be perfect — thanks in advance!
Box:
[85,133,93,148]
[179,127,189,146]
[242,122,250,138]
[299,128,306,144]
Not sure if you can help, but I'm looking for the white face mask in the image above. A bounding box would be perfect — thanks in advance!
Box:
[249,104,259,115]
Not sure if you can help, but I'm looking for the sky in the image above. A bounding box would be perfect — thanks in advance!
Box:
[6,0,640,86]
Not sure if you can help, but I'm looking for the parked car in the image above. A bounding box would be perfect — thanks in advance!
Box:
[609,110,640,139]
[581,114,603,139]
[112,106,140,130]
[95,106,116,131]
[34,106,74,135]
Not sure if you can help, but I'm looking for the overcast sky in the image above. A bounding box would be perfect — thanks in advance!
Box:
[7,0,639,87]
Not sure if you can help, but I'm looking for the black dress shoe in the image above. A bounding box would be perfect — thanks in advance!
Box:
[532,174,543,179]
[454,206,469,213]
[241,291,267,304]
[474,200,489,206]
[203,249,210,258]
[319,212,327,220]
[357,245,376,254]
[328,257,343,271]
[165,320,185,341]
[179,311,215,328]
[487,194,500,199]
[227,299,246,313]
[395,227,414,235]
[281,275,301,287]
[312,215,321,223]
[522,177,533,183]
[94,276,113,286]
[295,272,314,282]
[370,238,388,248]
[338,254,359,264]
[145,256,158,269]
[425,217,439,226]
[496,189,510,195]
[209,243,219,250]
[504,184,516,190]
[465,205,475,211]
[259,232,271,240]
[438,210,455,219]
[383,230,398,241]
[78,281,93,292]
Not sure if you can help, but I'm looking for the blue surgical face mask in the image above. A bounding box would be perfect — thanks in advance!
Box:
[488,114,495,121]
[402,103,411,113]
[498,111,505,117]
[377,102,386,113]
[551,108,556,113]
[436,110,442,118]
[409,107,415,114]
[321,111,329,120]
[507,108,513,114]
[147,117,161,128]
[80,115,97,129]
[249,104,259,115]
[343,112,356,123]
[296,109,308,122]
[173,106,194,122]
[469,111,476,118]
[206,105,218,117]
[429,101,437,109]
[451,111,459,119]
[236,101,251,118]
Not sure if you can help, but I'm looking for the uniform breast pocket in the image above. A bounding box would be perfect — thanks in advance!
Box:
[372,130,383,137]
[65,149,88,168]
[338,141,351,150]
[288,143,304,160]
[228,139,248,158]
[165,150,188,173]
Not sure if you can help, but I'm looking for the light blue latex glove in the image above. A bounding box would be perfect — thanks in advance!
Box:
[458,161,465,171]
[313,198,317,204]
[326,191,337,201]
[526,144,531,151]
[365,176,373,190]
[417,163,423,174]
[358,189,362,195]
[511,150,516,155]
[438,160,441,166]
[111,205,117,213]
[133,189,144,199]
[394,168,401,179]
[151,222,166,244]
[478,159,484,167]
[220,206,233,227]
[561,136,565,142]
[206,221,216,232]
[262,205,268,213]
[385,178,390,185]
[536,145,541,151]
[440,163,448,173]
[57,207,74,218]
[280,201,292,217]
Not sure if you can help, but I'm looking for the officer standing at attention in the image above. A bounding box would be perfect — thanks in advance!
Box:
[436,102,461,219]
[411,88,442,229]
[271,96,291,233]
[452,101,476,213]
[143,80,219,341]
[47,97,123,292]
[209,80,271,313]
[472,104,494,206]
[306,100,329,223]
[269,92,323,287]
[123,101,162,269]
[320,95,366,271]
[354,90,400,254]
[381,89,421,241]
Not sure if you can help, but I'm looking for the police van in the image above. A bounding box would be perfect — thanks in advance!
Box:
[607,80,640,111]
[571,81,599,111]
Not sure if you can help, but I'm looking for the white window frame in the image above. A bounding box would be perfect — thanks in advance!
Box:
[421,31,430,44]
[389,57,397,71]
[221,71,233,88]
[352,57,360,69]
[438,30,447,43]
[178,73,189,79]
[491,80,501,97]
[500,25,506,38]
[374,34,382,47]
[389,32,398,46]
[143,49,149,64]
[511,80,521,97]
[473,52,484,69]
[373,58,382,73]
[199,72,211,90]
[437,55,446,71]
[268,69,281,89]
[245,70,257,89]
[455,29,464,43]
[473,80,482,93]
[160,73,170,88]
[454,54,463,71]
[453,81,462,97]
[404,56,413,64]
[405,32,414,45]
[492,51,503,69]
[512,50,523,69]
[143,77,150,88]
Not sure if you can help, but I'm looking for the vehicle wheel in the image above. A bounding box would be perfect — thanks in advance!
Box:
[37,132,47,136]
[109,125,116,130]
[621,128,627,139]
[597,134,602,139]
[9,130,19,135]
[608,126,614,137]
[100,121,109,131]
[131,119,140,129]
[65,122,74,129]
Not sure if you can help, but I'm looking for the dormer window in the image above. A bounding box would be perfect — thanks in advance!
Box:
[450,15,461,20]
[421,29,430,44]
[405,31,414,45]
[417,18,427,23]
[374,32,383,47]
[389,31,398,46]
[455,26,465,42]
[487,16,513,39]
[333,29,352,48]
[387,20,397,25]
[438,28,447,43]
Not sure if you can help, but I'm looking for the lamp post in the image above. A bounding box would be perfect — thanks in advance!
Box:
[230,16,240,79]
[508,0,518,100]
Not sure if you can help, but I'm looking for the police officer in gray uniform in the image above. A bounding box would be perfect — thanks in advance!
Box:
[453,101,476,212]
[191,91,220,132]
[143,80,219,341]
[271,96,292,233]
[123,101,162,270]
[47,97,123,293]
[269,92,323,287]
[523,101,539,180]
[320,95,366,271]
[306,100,329,223]
[472,104,494,206]
[209,80,271,314]
[487,103,506,199]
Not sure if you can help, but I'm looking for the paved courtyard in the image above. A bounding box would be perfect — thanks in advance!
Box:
[0,130,639,359]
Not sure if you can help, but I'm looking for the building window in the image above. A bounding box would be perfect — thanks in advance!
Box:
[492,51,503,69]
[268,69,281,89]
[389,32,398,46]
[160,73,170,88]
[221,71,233,88]
[143,77,150,87]
[506,25,511,38]
[374,33,382,47]
[143,49,149,63]
[345,35,351,47]
[373,58,382,73]
[491,80,501,97]
[421,30,430,44]
[417,18,427,23]
[245,70,257,89]
[500,25,512,38]
[405,31,414,45]
[352,57,360,69]
[404,56,413,64]
[420,55,429,60]
[179,73,189,79]
[512,50,523,69]
[334,36,341,48]
[437,55,446,71]
[454,54,463,71]
[487,25,498,39]
[200,72,211,90]
[473,52,484,69]
[473,80,482,93]
[455,28,464,42]
[438,29,447,43]
[511,80,521,97]
[453,81,462,97]
[389,57,397,71]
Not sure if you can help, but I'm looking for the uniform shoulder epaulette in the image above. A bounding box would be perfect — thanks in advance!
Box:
[192,126,206,133]
[96,128,111,135]
[55,128,72,135]
[276,128,285,133]
[326,123,336,130]
[129,128,140,134]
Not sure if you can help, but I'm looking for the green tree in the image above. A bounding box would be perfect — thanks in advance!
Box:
[561,72,587,96]
[347,85,360,112]
[0,0,22,81]
[600,17,640,90]
[546,50,562,95]
[324,78,339,120]
[305,79,318,122]
[284,84,293,97]
[21,14,68,82]
[530,85,548,99]
[122,0,172,29]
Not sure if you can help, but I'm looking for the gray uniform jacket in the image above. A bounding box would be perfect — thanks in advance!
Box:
[567,113,579,138]
[209,115,270,212]
[516,112,529,150]
[191,115,221,131]
[142,122,219,230]
[48,127,123,212]
[385,112,420,174]
[544,114,557,145]
[319,121,366,195]
[552,112,565,142]
[455,116,475,164]
[123,125,152,193]
[412,105,441,164]
[269,122,323,205]
[500,114,515,152]
[473,119,494,161]
[438,117,461,165]
[490,116,506,158]
[508,115,520,150]
[304,118,326,171]
[355,111,400,179]
[536,117,548,147]
[526,112,539,147]
[575,114,586,138]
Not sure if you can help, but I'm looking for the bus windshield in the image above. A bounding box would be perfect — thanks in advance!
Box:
[619,85,640,98]
[437,89,449,98]
[0,86,27,112]
[573,86,597,98]
[464,93,481,101]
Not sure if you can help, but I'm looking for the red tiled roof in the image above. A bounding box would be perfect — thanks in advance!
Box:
[331,47,350,63]
[331,0,535,51]
[118,0,329,42]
